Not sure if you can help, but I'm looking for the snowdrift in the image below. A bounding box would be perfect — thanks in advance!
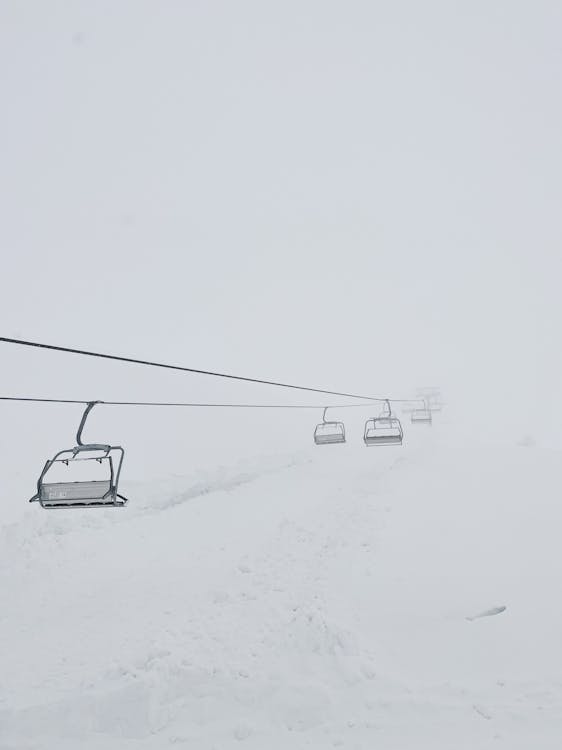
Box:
[2,424,562,749]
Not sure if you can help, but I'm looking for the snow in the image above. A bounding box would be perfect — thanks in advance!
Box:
[2,420,562,749]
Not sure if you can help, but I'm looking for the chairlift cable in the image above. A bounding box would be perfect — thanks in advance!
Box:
[0,396,377,409]
[0,336,421,405]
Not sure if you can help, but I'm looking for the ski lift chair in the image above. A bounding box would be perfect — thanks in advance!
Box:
[364,400,403,446]
[410,401,433,424]
[29,401,128,509]
[417,388,443,410]
[314,407,346,445]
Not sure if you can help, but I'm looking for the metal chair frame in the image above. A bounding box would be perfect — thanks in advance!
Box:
[416,388,443,412]
[29,401,128,509]
[364,400,404,446]
[410,400,433,424]
[314,407,346,445]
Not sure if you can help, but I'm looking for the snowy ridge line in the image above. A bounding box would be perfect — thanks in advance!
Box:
[126,452,310,517]
[0,452,310,554]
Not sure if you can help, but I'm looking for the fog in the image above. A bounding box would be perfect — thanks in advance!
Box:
[1,1,561,518]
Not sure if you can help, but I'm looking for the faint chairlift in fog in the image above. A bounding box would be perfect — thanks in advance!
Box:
[410,400,433,425]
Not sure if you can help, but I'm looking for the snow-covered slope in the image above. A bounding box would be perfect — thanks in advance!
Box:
[2,423,562,749]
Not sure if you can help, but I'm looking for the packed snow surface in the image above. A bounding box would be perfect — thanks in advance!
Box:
[2,423,562,748]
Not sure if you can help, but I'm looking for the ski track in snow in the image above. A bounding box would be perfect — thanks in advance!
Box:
[2,428,562,748]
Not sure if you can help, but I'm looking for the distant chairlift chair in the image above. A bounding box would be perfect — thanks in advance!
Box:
[410,401,433,425]
[364,400,404,446]
[29,401,128,509]
[416,387,443,412]
[314,407,346,445]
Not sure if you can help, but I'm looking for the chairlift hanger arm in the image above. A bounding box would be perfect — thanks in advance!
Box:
[76,401,103,446]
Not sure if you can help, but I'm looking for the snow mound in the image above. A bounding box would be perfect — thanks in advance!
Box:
[3,429,562,748]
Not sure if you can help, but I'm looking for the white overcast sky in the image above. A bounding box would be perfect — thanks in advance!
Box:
[1,1,561,506]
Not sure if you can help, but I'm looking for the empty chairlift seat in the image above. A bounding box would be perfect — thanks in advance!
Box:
[314,408,346,445]
[364,417,403,446]
[410,402,433,425]
[29,401,128,509]
[364,402,403,446]
[416,387,443,412]
[32,447,127,508]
